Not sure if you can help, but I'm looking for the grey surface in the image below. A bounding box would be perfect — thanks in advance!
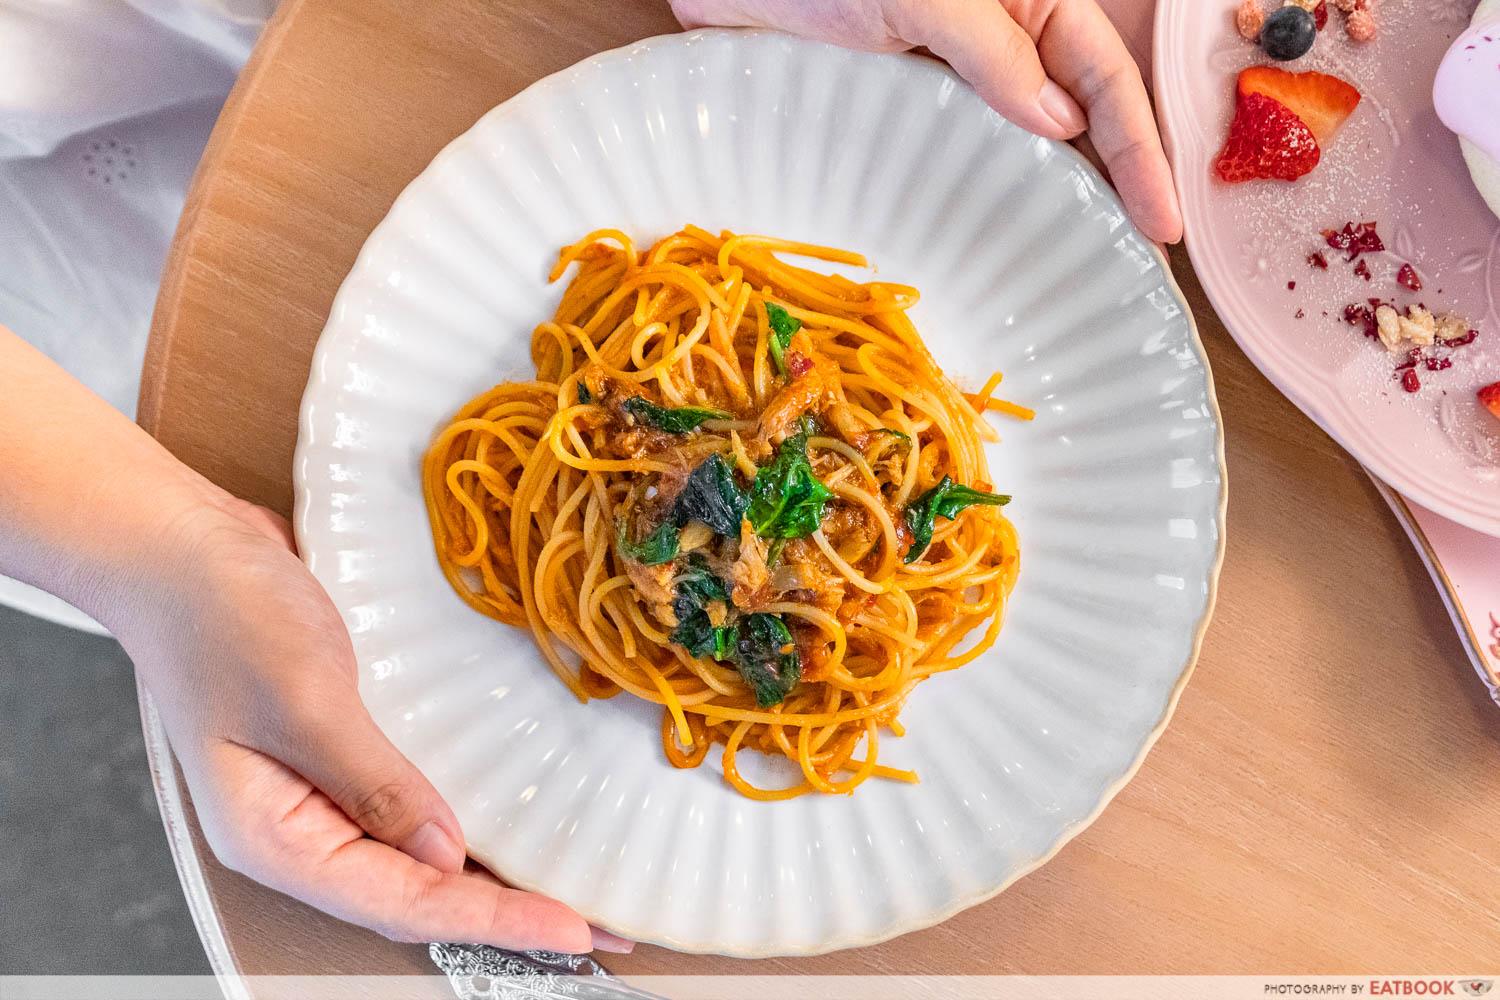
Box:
[0,603,209,974]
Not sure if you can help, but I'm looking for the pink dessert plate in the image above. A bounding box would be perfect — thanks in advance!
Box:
[1154,0,1500,536]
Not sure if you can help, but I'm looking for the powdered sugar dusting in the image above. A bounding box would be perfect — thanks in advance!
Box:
[1206,0,1500,477]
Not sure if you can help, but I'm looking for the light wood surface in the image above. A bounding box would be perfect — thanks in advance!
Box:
[138,0,1500,979]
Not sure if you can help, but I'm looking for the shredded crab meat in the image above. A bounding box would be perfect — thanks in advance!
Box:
[729,519,770,609]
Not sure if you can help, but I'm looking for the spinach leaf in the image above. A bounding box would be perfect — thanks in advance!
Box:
[746,430,833,539]
[672,613,738,661]
[672,557,729,614]
[668,558,736,660]
[615,516,680,566]
[672,454,748,536]
[765,302,801,376]
[663,558,801,704]
[902,475,1011,564]
[764,537,788,569]
[622,396,730,434]
[576,381,592,404]
[732,613,801,707]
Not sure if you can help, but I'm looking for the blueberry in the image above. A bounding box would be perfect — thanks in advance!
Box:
[1260,6,1317,60]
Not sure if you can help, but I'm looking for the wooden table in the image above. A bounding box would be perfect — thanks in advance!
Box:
[137,0,1500,981]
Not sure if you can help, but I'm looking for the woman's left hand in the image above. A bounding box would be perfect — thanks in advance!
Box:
[118,492,635,953]
[670,0,1183,244]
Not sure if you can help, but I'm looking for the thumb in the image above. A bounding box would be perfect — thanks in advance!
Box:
[278,697,469,873]
[887,0,1087,139]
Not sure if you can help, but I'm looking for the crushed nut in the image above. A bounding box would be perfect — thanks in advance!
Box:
[1375,304,1447,351]
[1375,305,1402,350]
[1399,305,1436,345]
[1435,314,1469,341]
[1282,0,1319,10]
[1237,0,1266,40]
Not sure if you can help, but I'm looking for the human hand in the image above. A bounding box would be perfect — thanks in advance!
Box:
[118,491,632,954]
[670,0,1183,244]
[0,326,627,952]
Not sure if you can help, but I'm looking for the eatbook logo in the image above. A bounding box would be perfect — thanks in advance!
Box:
[1462,982,1493,997]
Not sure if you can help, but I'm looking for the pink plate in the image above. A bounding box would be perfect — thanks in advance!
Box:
[1154,0,1500,535]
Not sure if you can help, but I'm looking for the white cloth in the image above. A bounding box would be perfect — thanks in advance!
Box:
[0,0,275,416]
[0,0,274,632]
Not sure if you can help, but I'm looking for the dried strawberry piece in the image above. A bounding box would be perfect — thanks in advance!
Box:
[1344,303,1376,338]
[1308,251,1329,269]
[1438,329,1478,348]
[1353,224,1385,255]
[1322,221,1384,260]
[1288,280,1297,290]
[1424,357,1453,371]
[1354,258,1371,281]
[1396,263,1422,291]
[1394,347,1422,371]
[1401,369,1421,392]
[1313,0,1328,29]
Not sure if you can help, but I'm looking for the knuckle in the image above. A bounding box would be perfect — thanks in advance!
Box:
[385,869,445,943]
[346,781,418,834]
[844,0,897,46]
[1100,133,1155,172]
[999,30,1038,76]
[877,0,932,46]
[1079,61,1144,113]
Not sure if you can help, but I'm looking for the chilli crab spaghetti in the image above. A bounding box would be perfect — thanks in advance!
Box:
[422,226,1025,799]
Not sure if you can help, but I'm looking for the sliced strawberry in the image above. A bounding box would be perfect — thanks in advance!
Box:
[1237,66,1361,144]
[1215,92,1321,183]
[1479,381,1500,421]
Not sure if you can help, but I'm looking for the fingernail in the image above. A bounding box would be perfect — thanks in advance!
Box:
[590,926,636,954]
[404,821,466,871]
[1039,80,1087,134]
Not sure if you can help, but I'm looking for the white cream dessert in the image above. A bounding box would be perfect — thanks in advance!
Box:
[1433,0,1500,220]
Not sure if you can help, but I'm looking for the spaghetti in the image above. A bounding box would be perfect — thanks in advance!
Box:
[422,227,1023,799]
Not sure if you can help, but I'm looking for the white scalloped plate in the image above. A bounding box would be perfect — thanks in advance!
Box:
[294,29,1226,956]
